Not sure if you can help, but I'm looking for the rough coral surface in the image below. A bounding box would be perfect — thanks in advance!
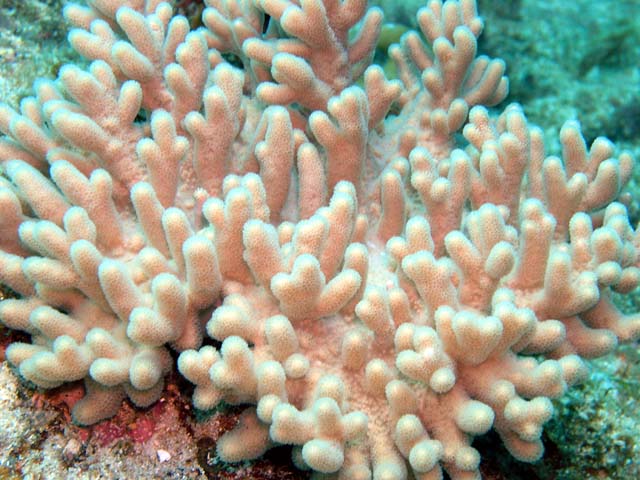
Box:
[0,0,639,479]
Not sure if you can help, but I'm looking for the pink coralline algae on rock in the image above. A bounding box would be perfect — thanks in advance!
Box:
[0,0,639,479]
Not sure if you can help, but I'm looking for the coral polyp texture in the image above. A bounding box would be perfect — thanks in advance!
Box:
[0,0,639,478]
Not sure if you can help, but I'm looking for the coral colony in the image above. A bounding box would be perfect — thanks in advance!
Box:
[0,0,638,478]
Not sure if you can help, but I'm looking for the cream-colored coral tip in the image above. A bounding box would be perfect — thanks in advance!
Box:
[430,177,451,202]
[341,329,369,370]
[29,305,85,342]
[271,254,322,301]
[526,319,565,352]
[591,228,623,261]
[412,325,440,352]
[386,379,418,416]
[429,366,455,393]
[343,411,368,440]
[22,257,77,288]
[314,397,342,434]
[265,314,298,360]
[217,410,270,462]
[558,354,588,385]
[409,439,443,473]
[135,247,169,277]
[284,353,309,378]
[576,281,600,310]
[575,327,618,358]
[504,397,553,442]
[372,461,406,480]
[256,360,286,397]
[210,337,253,390]
[291,215,327,257]
[257,394,282,422]
[130,352,163,390]
[278,221,295,244]
[302,439,344,474]
[454,445,481,471]
[596,261,622,286]
[503,397,527,422]
[90,358,129,387]
[219,335,251,364]
[385,236,408,265]
[128,307,169,346]
[314,375,345,404]
[616,266,640,293]
[451,311,503,363]
[207,304,249,340]
[396,349,425,381]
[341,464,372,480]
[365,358,393,396]
[485,241,515,279]
[270,403,313,444]
[191,387,222,411]
[488,379,516,405]
[35,336,88,381]
[532,359,563,390]
[177,346,218,383]
[456,400,494,434]
[405,215,433,250]
[319,269,362,316]
[394,323,416,351]
[5,342,43,367]
[528,397,553,423]
[395,414,425,448]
